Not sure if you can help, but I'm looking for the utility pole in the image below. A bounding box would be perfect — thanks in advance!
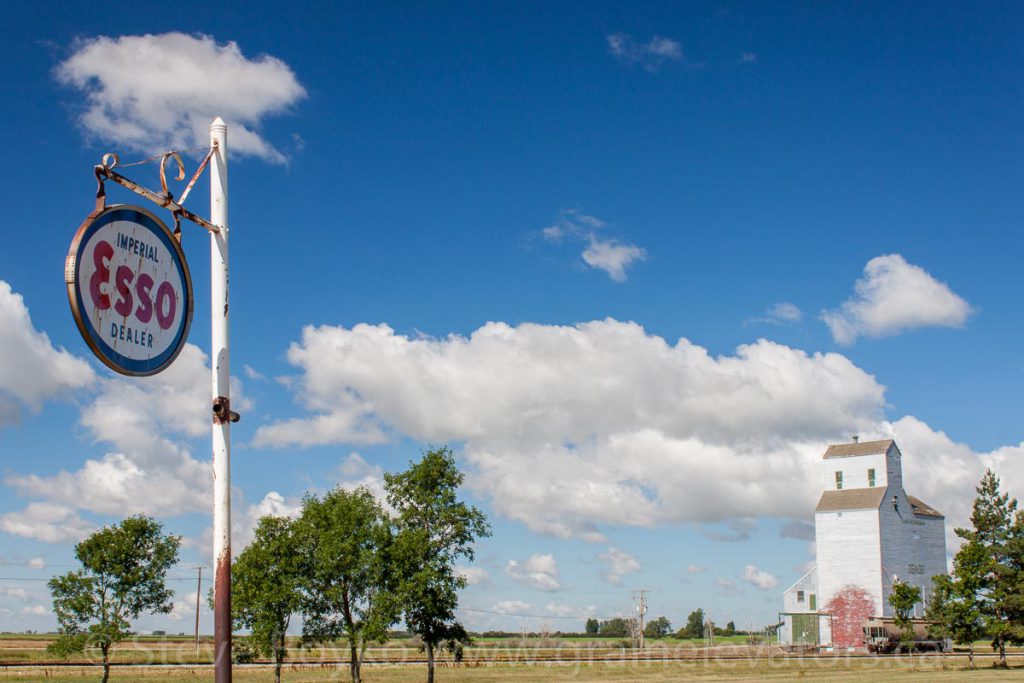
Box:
[194,566,203,658]
[633,589,648,650]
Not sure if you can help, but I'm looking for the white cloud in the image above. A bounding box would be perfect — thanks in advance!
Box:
[507,554,560,591]
[168,593,198,621]
[6,345,219,519]
[56,33,306,164]
[686,564,707,574]
[456,566,491,586]
[28,557,46,570]
[0,281,94,427]
[258,319,888,538]
[21,605,48,617]
[333,452,389,503]
[0,503,94,543]
[748,302,802,326]
[256,315,1024,549]
[243,364,267,381]
[741,564,778,590]
[492,600,531,615]
[607,34,685,70]
[254,407,387,448]
[0,587,30,601]
[597,547,640,586]
[545,602,589,617]
[822,254,972,345]
[582,238,647,283]
[716,578,744,597]
[537,211,646,283]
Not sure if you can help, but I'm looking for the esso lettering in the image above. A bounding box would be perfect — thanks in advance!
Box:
[87,239,177,331]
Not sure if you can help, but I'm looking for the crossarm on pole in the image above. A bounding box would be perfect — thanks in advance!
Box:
[94,163,222,234]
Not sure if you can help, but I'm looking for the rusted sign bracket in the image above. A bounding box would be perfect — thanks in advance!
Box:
[94,147,222,235]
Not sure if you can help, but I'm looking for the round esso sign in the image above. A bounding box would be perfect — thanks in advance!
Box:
[66,205,193,376]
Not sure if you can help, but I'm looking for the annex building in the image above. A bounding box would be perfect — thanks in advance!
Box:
[779,439,946,649]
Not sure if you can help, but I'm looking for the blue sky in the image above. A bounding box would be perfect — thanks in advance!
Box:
[1,1,1023,634]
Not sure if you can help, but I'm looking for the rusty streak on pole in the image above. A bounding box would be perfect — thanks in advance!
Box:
[210,117,232,682]
[194,566,202,658]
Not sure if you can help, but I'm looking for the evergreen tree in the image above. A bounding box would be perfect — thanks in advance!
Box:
[954,470,1024,666]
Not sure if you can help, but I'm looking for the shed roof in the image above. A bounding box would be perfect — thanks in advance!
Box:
[823,439,895,459]
[908,495,944,518]
[815,487,887,513]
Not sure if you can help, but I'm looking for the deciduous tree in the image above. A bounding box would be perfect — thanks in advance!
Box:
[385,447,491,683]
[297,487,397,683]
[232,515,303,683]
[47,516,180,683]
[643,616,671,639]
[888,580,921,654]
[681,609,705,639]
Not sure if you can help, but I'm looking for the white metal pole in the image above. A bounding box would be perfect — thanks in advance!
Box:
[209,117,232,682]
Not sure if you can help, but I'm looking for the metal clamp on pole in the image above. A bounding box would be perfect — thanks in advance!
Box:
[212,396,240,424]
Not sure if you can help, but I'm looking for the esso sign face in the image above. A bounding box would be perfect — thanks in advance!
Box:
[66,205,193,376]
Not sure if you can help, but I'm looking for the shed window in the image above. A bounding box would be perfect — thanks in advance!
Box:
[835,471,843,490]
[868,468,876,487]
[809,594,816,610]
[797,590,805,603]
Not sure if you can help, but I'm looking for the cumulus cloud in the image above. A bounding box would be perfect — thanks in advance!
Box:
[0,503,94,544]
[0,281,94,427]
[257,318,888,538]
[492,600,531,615]
[597,547,640,586]
[687,564,707,574]
[538,211,646,282]
[456,566,491,586]
[582,239,647,283]
[716,578,744,597]
[6,345,218,521]
[607,34,686,70]
[28,557,46,570]
[741,564,778,590]
[255,313,1024,548]
[822,254,972,345]
[0,587,30,602]
[56,33,306,163]
[507,554,560,591]
[21,605,48,617]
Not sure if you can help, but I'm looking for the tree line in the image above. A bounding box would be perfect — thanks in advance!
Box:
[584,610,741,640]
[46,448,490,683]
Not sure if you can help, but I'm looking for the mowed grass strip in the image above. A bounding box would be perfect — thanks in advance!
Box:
[1,656,1023,682]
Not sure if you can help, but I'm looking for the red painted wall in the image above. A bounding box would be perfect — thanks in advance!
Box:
[826,585,875,649]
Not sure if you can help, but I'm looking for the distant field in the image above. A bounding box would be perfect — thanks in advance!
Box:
[1,633,1022,682]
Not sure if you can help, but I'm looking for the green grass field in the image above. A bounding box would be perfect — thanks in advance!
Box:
[1,633,1021,682]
